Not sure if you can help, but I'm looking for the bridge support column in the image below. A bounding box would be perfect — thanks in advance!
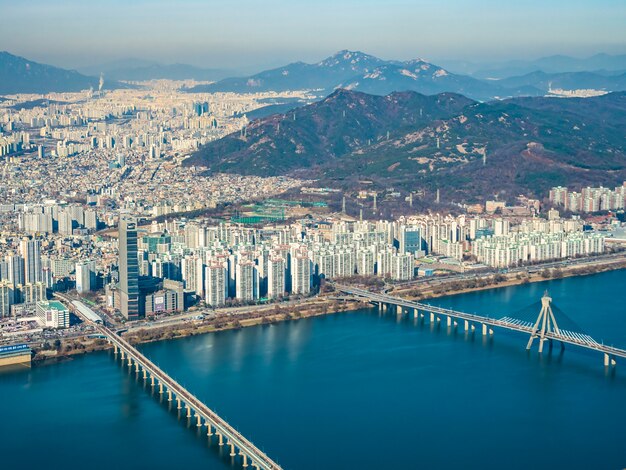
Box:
[135,362,139,373]
[397,305,402,315]
[159,383,163,394]
[167,390,172,402]
[196,414,202,427]
[120,350,125,360]
[127,357,132,367]
[143,369,147,380]
[242,455,248,467]
[206,423,213,436]
[218,433,224,446]
[446,316,451,327]
[114,345,118,354]
[482,324,487,336]
[150,375,155,386]
[177,398,182,409]
[186,405,192,418]
[471,324,475,331]
[229,441,236,457]
[464,320,469,332]
[489,328,494,336]
[430,312,434,323]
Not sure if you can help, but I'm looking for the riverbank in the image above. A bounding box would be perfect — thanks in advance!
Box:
[30,255,626,366]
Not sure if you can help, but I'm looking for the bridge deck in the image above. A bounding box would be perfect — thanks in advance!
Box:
[56,294,282,470]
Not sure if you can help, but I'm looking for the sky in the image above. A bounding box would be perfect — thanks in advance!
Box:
[1,0,625,72]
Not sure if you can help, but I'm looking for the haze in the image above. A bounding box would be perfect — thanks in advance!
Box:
[1,0,626,71]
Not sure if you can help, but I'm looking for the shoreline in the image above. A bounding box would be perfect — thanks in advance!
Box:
[29,256,626,366]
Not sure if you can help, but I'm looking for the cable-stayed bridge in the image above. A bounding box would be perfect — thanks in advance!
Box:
[337,285,626,367]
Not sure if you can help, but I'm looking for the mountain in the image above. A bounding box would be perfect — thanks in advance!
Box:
[79,59,232,81]
[186,50,551,101]
[0,51,126,94]
[341,60,516,101]
[187,50,387,94]
[495,70,626,93]
[184,89,626,200]
[184,89,473,175]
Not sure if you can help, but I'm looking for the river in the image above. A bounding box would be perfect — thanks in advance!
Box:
[1,270,625,469]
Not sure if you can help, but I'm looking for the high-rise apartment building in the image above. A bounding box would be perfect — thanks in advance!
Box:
[20,237,42,284]
[267,256,285,299]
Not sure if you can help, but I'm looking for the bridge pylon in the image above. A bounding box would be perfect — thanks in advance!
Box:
[526,291,561,353]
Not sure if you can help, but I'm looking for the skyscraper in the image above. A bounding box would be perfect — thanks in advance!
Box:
[119,219,139,320]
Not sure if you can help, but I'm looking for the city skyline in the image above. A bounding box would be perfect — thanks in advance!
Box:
[1,0,626,70]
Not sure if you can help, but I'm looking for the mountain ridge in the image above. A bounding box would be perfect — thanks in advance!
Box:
[184,89,626,200]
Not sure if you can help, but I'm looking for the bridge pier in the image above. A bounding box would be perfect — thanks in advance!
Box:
[206,423,213,436]
[177,397,182,410]
[167,390,172,402]
[186,405,192,418]
[446,316,451,328]
[218,433,224,446]
[229,441,236,457]
[135,362,140,373]
[604,353,616,367]
[429,312,435,323]
[159,383,163,394]
[127,356,132,367]
[196,414,202,427]
[396,305,403,315]
[242,454,249,467]
[120,350,125,360]
[143,369,147,380]
[464,320,469,332]
[113,344,118,354]
[150,375,155,387]
[482,324,487,336]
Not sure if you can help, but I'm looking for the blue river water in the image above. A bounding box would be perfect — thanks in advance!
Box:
[1,270,626,469]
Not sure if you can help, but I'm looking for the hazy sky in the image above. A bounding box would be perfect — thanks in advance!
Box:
[1,0,625,71]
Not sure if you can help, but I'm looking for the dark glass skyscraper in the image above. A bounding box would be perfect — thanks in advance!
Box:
[119,219,139,320]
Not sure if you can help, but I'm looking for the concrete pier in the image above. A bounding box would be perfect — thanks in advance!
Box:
[482,324,487,336]
[206,423,213,436]
[229,441,236,457]
[167,390,172,401]
[196,414,202,427]
[464,320,469,332]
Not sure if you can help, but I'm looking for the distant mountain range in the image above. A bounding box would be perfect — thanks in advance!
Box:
[0,51,127,95]
[441,53,626,79]
[184,89,626,200]
[495,70,626,94]
[185,50,626,101]
[185,50,511,100]
[78,59,233,82]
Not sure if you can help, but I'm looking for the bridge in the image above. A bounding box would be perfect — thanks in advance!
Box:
[337,285,626,367]
[55,293,282,470]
